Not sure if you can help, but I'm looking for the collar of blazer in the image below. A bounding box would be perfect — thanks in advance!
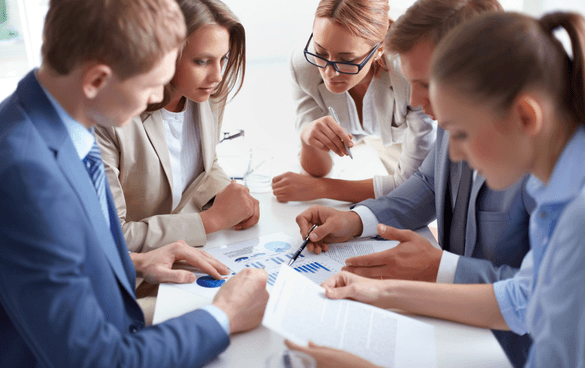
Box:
[16,71,135,297]
[139,99,218,192]
[436,128,486,256]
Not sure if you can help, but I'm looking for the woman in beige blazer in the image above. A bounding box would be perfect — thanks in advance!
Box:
[272,0,435,203]
[96,0,259,253]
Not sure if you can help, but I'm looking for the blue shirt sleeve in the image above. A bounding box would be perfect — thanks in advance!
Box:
[493,250,533,335]
[199,305,230,337]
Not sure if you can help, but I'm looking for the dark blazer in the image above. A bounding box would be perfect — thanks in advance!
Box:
[0,71,229,367]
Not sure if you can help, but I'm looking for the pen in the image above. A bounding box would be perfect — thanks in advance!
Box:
[287,224,318,266]
[328,106,354,159]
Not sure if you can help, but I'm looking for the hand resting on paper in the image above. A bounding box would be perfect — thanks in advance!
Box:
[212,268,269,334]
[342,224,442,282]
[285,340,381,368]
[130,240,230,284]
[295,205,363,254]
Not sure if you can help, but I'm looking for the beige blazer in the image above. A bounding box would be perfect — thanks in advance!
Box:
[290,50,436,197]
[95,99,231,252]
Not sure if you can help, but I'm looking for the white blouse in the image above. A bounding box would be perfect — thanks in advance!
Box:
[161,103,204,210]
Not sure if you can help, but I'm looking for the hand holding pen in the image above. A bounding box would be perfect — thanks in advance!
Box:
[288,224,318,266]
[298,109,354,158]
[328,107,353,159]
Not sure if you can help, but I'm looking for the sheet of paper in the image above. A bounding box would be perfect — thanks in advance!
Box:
[323,237,399,265]
[170,268,237,299]
[263,265,437,368]
[207,233,345,290]
[207,233,399,291]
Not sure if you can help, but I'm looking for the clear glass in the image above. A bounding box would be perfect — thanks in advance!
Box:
[244,149,273,193]
[265,350,316,368]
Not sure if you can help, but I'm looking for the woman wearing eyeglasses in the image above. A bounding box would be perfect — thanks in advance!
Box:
[95,0,260,254]
[272,0,435,203]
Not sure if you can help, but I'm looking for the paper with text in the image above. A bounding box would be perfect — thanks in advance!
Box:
[262,265,436,368]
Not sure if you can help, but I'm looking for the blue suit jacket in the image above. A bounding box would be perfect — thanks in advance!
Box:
[357,127,534,367]
[0,71,229,367]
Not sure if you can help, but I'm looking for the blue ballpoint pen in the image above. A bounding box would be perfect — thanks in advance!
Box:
[328,106,354,159]
[288,224,318,266]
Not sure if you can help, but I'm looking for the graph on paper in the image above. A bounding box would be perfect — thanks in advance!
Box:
[207,233,345,290]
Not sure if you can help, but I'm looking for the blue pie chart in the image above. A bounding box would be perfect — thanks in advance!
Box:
[264,241,291,252]
[196,276,226,288]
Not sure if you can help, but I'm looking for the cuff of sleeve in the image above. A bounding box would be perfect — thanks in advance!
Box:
[350,205,379,237]
[493,279,529,335]
[435,251,459,283]
[200,305,230,336]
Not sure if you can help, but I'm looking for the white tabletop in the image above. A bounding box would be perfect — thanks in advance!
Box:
[153,147,512,368]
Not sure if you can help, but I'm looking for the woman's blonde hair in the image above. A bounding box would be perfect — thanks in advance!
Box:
[315,0,392,76]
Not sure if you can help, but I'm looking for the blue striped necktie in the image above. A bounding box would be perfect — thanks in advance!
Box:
[83,141,111,229]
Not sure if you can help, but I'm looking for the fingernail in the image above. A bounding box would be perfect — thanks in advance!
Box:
[310,233,318,241]
[379,224,387,232]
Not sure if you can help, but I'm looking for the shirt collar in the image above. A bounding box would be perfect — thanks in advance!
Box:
[526,125,585,206]
[36,73,95,160]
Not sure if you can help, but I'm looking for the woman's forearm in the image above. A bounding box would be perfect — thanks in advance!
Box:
[319,178,375,202]
[300,142,333,177]
[387,281,510,330]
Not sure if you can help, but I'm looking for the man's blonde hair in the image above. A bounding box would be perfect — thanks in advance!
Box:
[42,0,186,79]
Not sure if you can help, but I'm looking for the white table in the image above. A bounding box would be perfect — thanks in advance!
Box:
[154,147,512,368]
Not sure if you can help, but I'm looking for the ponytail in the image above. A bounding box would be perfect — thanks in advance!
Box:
[432,11,585,127]
[539,12,585,126]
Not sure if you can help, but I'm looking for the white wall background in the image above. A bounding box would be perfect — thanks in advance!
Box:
[1,0,584,158]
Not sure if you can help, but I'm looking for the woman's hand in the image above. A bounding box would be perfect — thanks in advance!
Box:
[285,340,382,368]
[300,116,354,157]
[272,172,326,202]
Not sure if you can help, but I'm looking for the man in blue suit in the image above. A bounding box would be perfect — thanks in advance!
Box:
[0,0,268,367]
[295,0,533,366]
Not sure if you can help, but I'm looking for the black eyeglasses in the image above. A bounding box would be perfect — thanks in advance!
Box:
[303,33,381,75]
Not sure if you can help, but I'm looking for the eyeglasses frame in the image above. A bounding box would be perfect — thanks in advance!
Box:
[303,33,382,75]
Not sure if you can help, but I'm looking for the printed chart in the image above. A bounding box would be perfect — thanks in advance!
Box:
[172,269,236,299]
[207,233,345,290]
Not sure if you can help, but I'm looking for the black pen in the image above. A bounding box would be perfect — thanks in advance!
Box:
[288,224,318,266]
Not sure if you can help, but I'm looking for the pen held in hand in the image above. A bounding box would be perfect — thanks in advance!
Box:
[328,106,354,159]
[287,224,318,266]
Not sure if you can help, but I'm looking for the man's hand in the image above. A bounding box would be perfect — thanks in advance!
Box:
[295,205,363,254]
[342,224,442,282]
[130,240,230,284]
[272,172,325,203]
[285,340,381,368]
[202,180,260,232]
[212,268,269,334]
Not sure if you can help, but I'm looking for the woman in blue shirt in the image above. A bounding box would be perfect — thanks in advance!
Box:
[288,10,585,367]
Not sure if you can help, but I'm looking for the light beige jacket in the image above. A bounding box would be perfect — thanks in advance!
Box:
[290,50,436,197]
[95,99,231,252]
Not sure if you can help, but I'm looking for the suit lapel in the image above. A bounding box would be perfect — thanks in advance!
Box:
[464,175,485,257]
[17,71,135,297]
[436,130,452,249]
[197,100,215,172]
[143,111,174,191]
[373,70,395,145]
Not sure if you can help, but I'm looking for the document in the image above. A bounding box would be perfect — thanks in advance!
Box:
[263,265,437,368]
[207,233,346,290]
